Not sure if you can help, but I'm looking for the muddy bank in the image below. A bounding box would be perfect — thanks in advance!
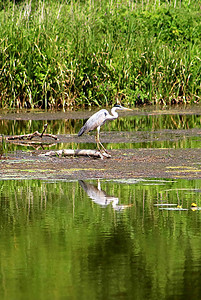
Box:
[1,148,201,180]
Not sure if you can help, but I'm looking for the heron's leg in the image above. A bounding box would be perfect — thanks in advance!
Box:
[95,137,101,151]
[95,127,109,154]
[95,127,101,151]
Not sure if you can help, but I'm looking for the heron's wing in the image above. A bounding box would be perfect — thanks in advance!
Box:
[79,109,109,135]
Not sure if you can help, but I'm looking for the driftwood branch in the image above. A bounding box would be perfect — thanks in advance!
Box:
[6,124,58,141]
[39,149,111,159]
[6,141,57,150]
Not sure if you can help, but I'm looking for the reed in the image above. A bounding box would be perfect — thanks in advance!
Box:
[0,0,200,108]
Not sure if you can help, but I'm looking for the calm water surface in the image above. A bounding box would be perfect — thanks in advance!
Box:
[1,178,201,300]
[1,109,201,151]
[1,108,201,299]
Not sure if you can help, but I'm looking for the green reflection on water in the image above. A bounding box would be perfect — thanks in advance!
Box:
[2,113,201,152]
[1,114,201,135]
[1,179,201,299]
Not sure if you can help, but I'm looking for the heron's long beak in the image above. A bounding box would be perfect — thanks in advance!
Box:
[124,107,133,111]
[121,106,133,111]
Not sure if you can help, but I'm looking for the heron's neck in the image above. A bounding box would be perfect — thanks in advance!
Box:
[110,107,119,119]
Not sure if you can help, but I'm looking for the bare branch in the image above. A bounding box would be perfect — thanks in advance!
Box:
[6,124,58,141]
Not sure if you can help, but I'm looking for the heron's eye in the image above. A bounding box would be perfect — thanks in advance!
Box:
[104,112,107,116]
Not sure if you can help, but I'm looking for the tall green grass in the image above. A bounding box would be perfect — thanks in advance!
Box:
[0,0,200,108]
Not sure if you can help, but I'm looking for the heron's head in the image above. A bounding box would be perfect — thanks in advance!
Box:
[113,104,132,111]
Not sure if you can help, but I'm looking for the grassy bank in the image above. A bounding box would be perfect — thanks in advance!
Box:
[0,0,201,108]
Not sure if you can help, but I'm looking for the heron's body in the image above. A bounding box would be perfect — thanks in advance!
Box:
[78,109,116,136]
[78,104,132,154]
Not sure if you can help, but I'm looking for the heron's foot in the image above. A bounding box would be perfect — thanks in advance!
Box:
[100,149,111,157]
[98,145,110,155]
[98,143,109,154]
[99,144,109,154]
[104,149,111,156]
[96,141,111,157]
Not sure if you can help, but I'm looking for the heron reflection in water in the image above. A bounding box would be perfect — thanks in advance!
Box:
[79,180,133,210]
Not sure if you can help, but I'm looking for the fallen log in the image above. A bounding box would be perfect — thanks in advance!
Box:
[39,149,111,159]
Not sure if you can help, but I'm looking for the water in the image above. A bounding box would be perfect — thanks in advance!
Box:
[1,107,201,299]
[2,108,201,153]
[1,178,201,300]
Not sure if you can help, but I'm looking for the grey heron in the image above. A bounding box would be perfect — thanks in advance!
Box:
[78,104,132,153]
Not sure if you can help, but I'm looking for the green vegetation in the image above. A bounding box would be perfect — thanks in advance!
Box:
[0,0,201,108]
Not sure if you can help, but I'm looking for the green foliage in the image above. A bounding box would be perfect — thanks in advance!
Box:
[0,0,201,108]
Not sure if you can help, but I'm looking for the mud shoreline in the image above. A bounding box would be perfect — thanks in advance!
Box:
[1,148,201,181]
